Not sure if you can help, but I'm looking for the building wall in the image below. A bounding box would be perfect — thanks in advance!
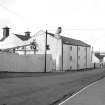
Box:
[13,32,62,71]
[63,44,77,70]
[47,35,62,71]
[78,46,87,69]
[33,33,62,71]
[0,53,53,72]
[63,44,92,70]
[15,32,46,55]
[87,47,92,68]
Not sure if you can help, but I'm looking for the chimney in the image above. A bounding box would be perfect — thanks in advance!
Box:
[25,31,31,38]
[55,27,62,39]
[56,27,62,35]
[0,26,10,41]
[3,26,10,38]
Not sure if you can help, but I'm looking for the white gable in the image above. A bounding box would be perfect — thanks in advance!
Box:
[0,33,24,49]
[92,53,100,63]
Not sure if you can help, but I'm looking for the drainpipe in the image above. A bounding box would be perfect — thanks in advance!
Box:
[86,47,87,69]
[44,30,47,72]
[62,39,63,71]
[77,45,78,70]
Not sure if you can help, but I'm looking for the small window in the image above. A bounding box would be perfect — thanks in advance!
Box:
[78,56,80,59]
[84,56,86,59]
[78,47,80,51]
[70,46,72,51]
[77,64,80,69]
[69,56,72,61]
[84,47,87,51]
[70,66,72,70]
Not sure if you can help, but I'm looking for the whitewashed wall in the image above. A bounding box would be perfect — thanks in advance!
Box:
[87,47,92,68]
[78,46,87,69]
[0,53,53,72]
[63,44,77,70]
[70,45,77,70]
[63,44,92,70]
[47,35,62,71]
[63,44,70,70]
[34,32,62,71]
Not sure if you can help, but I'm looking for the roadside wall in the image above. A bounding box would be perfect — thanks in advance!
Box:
[0,53,53,72]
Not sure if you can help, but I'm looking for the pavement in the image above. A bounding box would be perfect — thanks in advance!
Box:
[60,77,105,105]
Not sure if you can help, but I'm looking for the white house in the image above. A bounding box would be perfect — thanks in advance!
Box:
[28,27,92,71]
[0,27,92,72]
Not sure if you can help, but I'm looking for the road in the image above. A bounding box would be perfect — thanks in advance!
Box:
[59,76,105,105]
[0,69,105,105]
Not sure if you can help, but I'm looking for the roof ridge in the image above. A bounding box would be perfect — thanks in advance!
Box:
[61,36,90,47]
[15,34,30,41]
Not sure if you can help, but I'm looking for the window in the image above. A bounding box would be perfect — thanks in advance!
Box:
[70,66,72,70]
[84,56,86,59]
[69,56,72,61]
[78,47,80,51]
[84,47,87,51]
[77,64,80,69]
[84,63,86,66]
[70,46,72,51]
[78,56,80,59]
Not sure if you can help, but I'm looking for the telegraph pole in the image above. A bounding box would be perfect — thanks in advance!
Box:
[44,30,47,72]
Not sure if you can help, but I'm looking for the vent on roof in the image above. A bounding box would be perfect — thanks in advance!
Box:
[25,31,31,38]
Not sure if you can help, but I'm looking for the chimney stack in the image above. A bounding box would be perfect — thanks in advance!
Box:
[0,26,10,41]
[25,31,31,38]
[3,26,10,38]
[55,27,62,39]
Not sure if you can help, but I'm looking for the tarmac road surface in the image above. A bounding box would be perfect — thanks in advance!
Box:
[0,69,105,105]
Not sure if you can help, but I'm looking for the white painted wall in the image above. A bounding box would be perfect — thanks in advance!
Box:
[78,46,87,69]
[63,44,70,70]
[31,31,62,71]
[63,44,92,70]
[0,53,53,72]
[87,47,92,68]
[47,35,62,71]
[63,44,77,70]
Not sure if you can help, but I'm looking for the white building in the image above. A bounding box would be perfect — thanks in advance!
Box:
[0,27,92,72]
[28,28,92,71]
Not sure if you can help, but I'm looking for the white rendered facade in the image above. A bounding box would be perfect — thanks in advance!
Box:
[0,30,92,71]
[33,31,92,71]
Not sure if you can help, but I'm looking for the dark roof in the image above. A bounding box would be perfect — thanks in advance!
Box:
[47,32,55,37]
[61,36,90,47]
[15,34,30,41]
[0,37,6,41]
[48,32,90,47]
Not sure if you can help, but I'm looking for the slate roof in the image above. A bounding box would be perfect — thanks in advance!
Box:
[61,36,90,47]
[48,32,90,47]
[15,34,30,41]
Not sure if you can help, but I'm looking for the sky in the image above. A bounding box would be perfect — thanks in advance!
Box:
[0,0,105,51]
